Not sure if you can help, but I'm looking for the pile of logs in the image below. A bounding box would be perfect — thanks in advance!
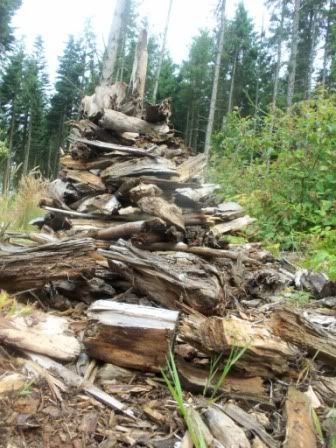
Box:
[1,29,336,448]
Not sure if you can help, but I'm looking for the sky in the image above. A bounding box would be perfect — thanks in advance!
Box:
[13,0,267,82]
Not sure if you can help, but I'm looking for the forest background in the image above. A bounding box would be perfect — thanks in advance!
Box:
[0,0,335,277]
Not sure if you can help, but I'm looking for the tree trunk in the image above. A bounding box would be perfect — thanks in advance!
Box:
[22,112,32,177]
[287,0,301,108]
[3,103,15,195]
[101,0,127,85]
[152,0,174,103]
[272,0,286,112]
[322,0,332,88]
[227,52,238,116]
[204,0,227,159]
[306,6,318,99]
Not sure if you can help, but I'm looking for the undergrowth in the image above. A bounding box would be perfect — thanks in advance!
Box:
[0,173,46,232]
[211,92,336,279]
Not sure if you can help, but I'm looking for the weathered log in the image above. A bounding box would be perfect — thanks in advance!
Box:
[0,311,80,361]
[137,196,185,231]
[205,406,251,448]
[0,238,96,292]
[175,184,220,208]
[284,387,317,448]
[84,301,179,372]
[60,168,105,192]
[212,215,256,236]
[177,153,207,182]
[60,154,116,171]
[99,240,224,315]
[77,194,121,215]
[179,314,299,376]
[272,308,336,364]
[99,109,169,135]
[95,218,165,240]
[75,137,156,158]
[176,357,268,403]
[129,183,163,203]
[101,157,177,184]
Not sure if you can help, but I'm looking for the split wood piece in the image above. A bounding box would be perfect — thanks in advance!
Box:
[81,83,128,118]
[175,184,220,208]
[101,157,177,184]
[77,194,121,215]
[179,314,299,376]
[284,387,317,448]
[27,353,135,419]
[145,98,172,123]
[0,311,80,361]
[75,138,157,158]
[313,376,336,406]
[95,218,165,241]
[0,238,96,292]
[137,196,185,231]
[177,153,207,182]
[176,357,269,404]
[129,183,163,203]
[137,176,197,192]
[212,216,256,236]
[84,301,179,372]
[141,242,261,266]
[60,168,105,192]
[272,308,336,364]
[99,240,224,315]
[205,406,251,448]
[202,202,245,220]
[222,404,278,448]
[99,109,169,135]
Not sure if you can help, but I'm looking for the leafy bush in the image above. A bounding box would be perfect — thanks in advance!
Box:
[210,93,336,254]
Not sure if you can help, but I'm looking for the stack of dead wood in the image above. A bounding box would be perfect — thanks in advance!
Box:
[2,29,336,448]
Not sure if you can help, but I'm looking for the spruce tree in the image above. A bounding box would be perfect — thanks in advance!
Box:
[0,0,22,57]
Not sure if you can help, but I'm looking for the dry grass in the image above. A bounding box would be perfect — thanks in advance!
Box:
[0,174,47,232]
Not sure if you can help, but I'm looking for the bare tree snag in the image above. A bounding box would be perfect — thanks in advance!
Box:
[101,0,127,85]
[125,28,148,117]
[81,83,128,118]
[84,301,179,372]
[284,387,317,448]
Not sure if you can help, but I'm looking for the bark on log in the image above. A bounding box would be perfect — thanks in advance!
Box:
[179,314,299,376]
[84,301,179,372]
[145,98,172,123]
[60,168,105,192]
[284,387,317,448]
[99,240,224,315]
[99,108,169,135]
[0,238,96,292]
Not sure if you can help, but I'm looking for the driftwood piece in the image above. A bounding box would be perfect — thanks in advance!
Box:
[137,196,185,231]
[74,138,156,158]
[27,353,135,419]
[99,109,169,135]
[0,311,80,361]
[205,406,251,448]
[85,301,179,372]
[272,308,336,364]
[222,404,278,448]
[284,387,317,448]
[100,240,224,315]
[176,357,268,403]
[179,314,299,376]
[101,157,177,183]
[177,153,206,182]
[212,216,256,236]
[0,238,96,292]
[77,194,121,215]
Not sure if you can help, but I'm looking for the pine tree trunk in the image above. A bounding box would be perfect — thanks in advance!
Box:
[3,103,15,195]
[322,0,332,87]
[101,0,127,85]
[227,52,238,115]
[306,7,318,99]
[204,0,227,159]
[22,113,32,177]
[272,0,286,112]
[152,0,174,103]
[287,0,301,108]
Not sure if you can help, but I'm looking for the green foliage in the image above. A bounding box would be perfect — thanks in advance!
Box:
[312,409,324,443]
[211,93,336,252]
[204,346,248,400]
[0,0,22,55]
[162,350,207,448]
